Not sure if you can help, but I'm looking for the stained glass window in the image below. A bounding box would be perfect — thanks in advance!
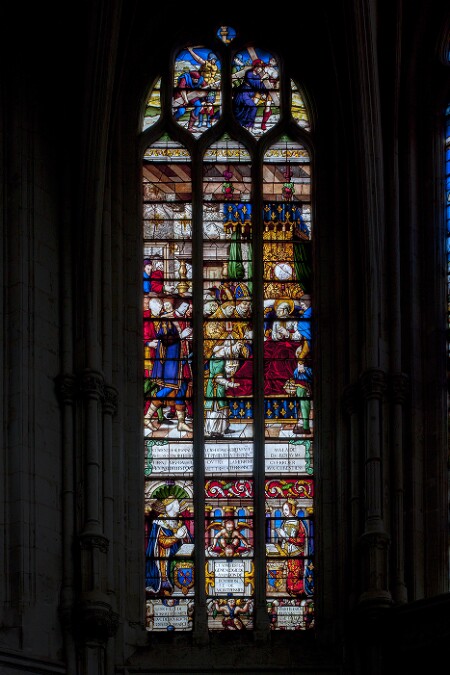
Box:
[142,27,313,633]
[172,47,221,136]
[143,78,161,131]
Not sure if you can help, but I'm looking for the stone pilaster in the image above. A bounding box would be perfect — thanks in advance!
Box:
[358,369,392,609]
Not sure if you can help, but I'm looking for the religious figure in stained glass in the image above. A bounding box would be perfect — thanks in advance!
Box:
[232,49,280,135]
[145,482,194,605]
[207,516,253,557]
[143,296,193,434]
[145,497,191,595]
[275,499,307,596]
[143,30,315,633]
[172,47,221,135]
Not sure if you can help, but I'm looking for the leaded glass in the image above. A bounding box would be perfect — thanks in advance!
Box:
[203,136,254,463]
[143,135,195,628]
[232,48,280,136]
[173,47,221,135]
[291,80,310,131]
[143,29,314,634]
[262,137,314,626]
[142,77,161,131]
[145,480,195,630]
[205,478,254,629]
[216,25,236,44]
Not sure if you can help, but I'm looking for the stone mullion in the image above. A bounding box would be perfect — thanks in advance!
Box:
[191,142,208,643]
[252,148,269,640]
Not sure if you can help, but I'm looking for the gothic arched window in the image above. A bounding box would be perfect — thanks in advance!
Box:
[141,27,314,633]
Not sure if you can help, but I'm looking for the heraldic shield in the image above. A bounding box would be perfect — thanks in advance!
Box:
[174,561,195,595]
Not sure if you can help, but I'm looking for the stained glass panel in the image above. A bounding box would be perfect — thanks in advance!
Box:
[173,47,221,135]
[203,136,254,468]
[216,25,236,44]
[263,137,314,629]
[265,479,314,630]
[232,48,280,136]
[142,78,161,131]
[143,136,195,631]
[291,80,310,131]
[205,479,254,629]
[145,480,195,630]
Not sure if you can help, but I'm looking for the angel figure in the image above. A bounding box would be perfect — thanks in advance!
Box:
[207,517,253,557]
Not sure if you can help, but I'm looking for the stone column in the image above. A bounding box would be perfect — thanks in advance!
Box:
[75,371,119,672]
[358,368,391,609]
[57,374,78,675]
[342,383,362,609]
[389,372,409,604]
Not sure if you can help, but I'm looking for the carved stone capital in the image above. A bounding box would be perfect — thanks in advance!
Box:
[359,368,387,400]
[56,373,77,404]
[359,528,390,550]
[79,531,109,553]
[103,384,118,415]
[389,372,409,403]
[75,597,119,645]
[80,370,105,400]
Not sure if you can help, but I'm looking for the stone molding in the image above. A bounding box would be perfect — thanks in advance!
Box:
[55,373,78,404]
[79,531,110,554]
[55,371,118,414]
[389,372,409,403]
[359,368,387,400]
[75,598,119,646]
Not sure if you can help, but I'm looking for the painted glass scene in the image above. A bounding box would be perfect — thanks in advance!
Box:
[205,479,254,629]
[266,479,314,629]
[142,78,161,132]
[145,480,195,631]
[232,48,280,136]
[291,80,310,131]
[262,137,314,628]
[216,25,236,44]
[143,31,313,633]
[203,136,254,475]
[143,136,195,630]
[172,46,221,136]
